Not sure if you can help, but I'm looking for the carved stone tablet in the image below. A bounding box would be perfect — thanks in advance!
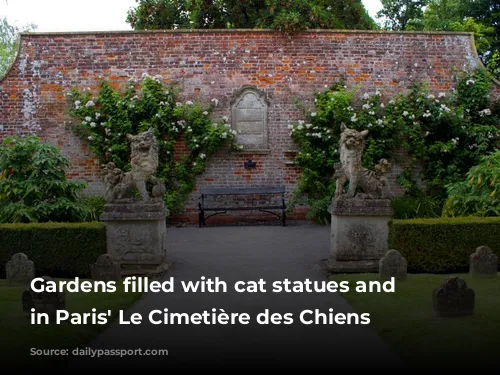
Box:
[231,86,269,150]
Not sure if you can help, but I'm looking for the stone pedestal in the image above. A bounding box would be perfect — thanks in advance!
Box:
[327,198,393,273]
[100,201,169,277]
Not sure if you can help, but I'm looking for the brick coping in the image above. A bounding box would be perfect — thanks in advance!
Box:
[13,28,500,88]
[2,28,497,91]
[20,28,474,36]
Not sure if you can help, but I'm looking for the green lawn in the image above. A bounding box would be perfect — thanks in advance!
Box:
[329,273,500,371]
[0,279,142,371]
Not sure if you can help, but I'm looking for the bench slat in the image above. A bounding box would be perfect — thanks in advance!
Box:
[200,186,285,195]
[202,206,284,211]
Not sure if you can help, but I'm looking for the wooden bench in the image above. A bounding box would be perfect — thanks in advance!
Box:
[198,186,286,227]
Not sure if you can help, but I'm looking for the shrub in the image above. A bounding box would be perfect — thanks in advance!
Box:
[0,136,91,223]
[0,222,106,278]
[391,196,444,219]
[388,217,500,273]
[82,196,106,222]
[443,149,500,217]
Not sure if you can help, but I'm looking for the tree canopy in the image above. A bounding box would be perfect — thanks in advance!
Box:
[376,0,429,31]
[0,17,36,79]
[125,0,377,33]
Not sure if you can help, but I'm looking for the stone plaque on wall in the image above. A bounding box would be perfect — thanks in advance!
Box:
[231,86,269,151]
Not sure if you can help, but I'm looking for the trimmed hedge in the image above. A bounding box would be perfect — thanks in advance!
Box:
[388,217,500,273]
[0,222,106,279]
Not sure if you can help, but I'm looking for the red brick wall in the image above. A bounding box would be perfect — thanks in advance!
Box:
[1,30,498,223]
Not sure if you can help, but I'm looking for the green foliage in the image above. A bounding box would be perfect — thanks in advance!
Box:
[82,196,106,222]
[289,69,500,221]
[486,50,500,79]
[443,149,500,217]
[391,195,444,219]
[126,0,377,34]
[0,222,106,278]
[399,69,499,196]
[421,0,500,80]
[288,81,398,220]
[67,74,239,214]
[376,0,429,30]
[0,17,36,79]
[258,0,377,34]
[388,217,500,273]
[0,136,91,223]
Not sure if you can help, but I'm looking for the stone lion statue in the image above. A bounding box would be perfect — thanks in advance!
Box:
[334,123,392,199]
[102,127,165,203]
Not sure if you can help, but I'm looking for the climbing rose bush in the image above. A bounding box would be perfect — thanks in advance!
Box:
[67,74,241,214]
[288,68,500,222]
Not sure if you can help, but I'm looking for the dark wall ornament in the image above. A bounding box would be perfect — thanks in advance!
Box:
[244,159,257,169]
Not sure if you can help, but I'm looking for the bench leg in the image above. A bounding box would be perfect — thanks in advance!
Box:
[198,203,204,228]
[282,208,286,226]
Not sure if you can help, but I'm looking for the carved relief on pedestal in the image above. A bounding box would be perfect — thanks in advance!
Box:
[343,222,376,260]
[111,225,155,255]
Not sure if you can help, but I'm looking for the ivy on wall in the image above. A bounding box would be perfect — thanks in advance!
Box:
[67,74,240,214]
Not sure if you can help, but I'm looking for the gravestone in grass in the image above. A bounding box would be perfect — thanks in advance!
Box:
[432,276,474,317]
[22,276,65,322]
[6,253,35,286]
[379,249,407,280]
[91,254,121,282]
[470,246,498,278]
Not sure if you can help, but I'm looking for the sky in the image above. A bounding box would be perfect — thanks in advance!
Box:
[0,0,383,32]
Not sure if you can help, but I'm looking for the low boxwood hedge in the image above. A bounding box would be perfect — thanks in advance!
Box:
[388,217,500,273]
[0,222,106,279]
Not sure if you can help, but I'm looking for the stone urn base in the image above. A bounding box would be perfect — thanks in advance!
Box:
[327,198,393,273]
[100,201,169,277]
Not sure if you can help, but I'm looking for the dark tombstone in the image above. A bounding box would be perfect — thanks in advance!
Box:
[22,289,34,313]
[432,276,474,317]
[91,254,121,282]
[22,276,65,322]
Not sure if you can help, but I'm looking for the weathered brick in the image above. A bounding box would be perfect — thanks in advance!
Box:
[1,30,498,223]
